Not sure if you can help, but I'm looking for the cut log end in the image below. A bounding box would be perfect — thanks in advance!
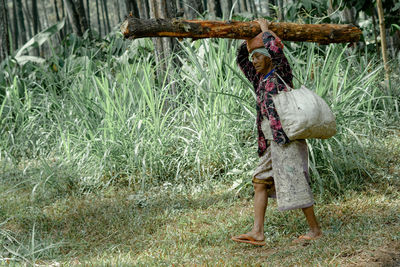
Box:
[120,20,130,37]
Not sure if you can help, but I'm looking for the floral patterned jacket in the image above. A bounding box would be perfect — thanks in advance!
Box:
[237,31,293,156]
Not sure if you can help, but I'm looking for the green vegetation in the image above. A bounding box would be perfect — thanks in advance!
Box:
[1,26,399,265]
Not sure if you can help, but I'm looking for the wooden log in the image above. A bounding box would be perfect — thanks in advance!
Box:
[120,17,362,44]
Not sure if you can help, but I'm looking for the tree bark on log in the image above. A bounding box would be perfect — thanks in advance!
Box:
[121,18,362,44]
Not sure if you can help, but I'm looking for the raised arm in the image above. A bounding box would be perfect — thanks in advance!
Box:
[256,19,293,87]
[236,41,258,84]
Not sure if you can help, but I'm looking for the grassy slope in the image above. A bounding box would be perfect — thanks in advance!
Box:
[1,131,399,266]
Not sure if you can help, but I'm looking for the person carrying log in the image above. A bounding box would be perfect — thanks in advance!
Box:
[231,18,322,246]
[121,16,361,247]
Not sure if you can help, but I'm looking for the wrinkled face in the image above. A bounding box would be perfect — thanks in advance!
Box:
[251,52,272,74]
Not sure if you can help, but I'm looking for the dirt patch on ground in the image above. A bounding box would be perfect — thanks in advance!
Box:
[347,242,400,267]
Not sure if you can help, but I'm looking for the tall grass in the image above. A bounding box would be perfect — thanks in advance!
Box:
[0,34,398,197]
[285,42,399,194]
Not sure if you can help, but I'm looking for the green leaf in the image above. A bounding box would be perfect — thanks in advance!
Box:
[15,19,65,58]
[391,24,400,31]
[14,55,46,65]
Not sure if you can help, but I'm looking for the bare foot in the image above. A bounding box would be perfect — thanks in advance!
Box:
[292,229,323,244]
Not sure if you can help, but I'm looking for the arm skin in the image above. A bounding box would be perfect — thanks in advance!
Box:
[236,41,261,89]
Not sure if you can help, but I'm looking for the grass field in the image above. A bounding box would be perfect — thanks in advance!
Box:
[1,129,399,266]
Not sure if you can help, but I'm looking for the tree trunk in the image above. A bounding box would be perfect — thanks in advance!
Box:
[144,0,150,19]
[239,0,246,13]
[39,0,49,55]
[115,0,121,22]
[86,0,90,28]
[32,0,41,36]
[389,35,395,59]
[64,0,88,36]
[277,0,284,21]
[394,30,400,56]
[376,0,390,85]
[245,0,251,13]
[102,0,111,33]
[250,0,257,17]
[15,0,27,45]
[23,0,33,39]
[121,18,362,44]
[76,0,88,32]
[328,0,333,15]
[54,0,61,22]
[62,0,72,35]
[12,0,19,50]
[176,0,182,12]
[371,9,379,59]
[137,0,148,19]
[101,0,107,33]
[125,0,139,17]
[220,0,231,19]
[342,7,357,25]
[148,0,180,56]
[40,0,50,28]
[148,0,166,61]
[184,0,203,19]
[216,0,222,18]
[65,0,81,35]
[54,0,65,40]
[233,0,240,14]
[96,0,101,35]
[208,0,217,18]
[264,0,270,16]
[0,0,10,62]
[148,0,180,97]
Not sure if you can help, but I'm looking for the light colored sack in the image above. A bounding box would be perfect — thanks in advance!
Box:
[263,74,336,141]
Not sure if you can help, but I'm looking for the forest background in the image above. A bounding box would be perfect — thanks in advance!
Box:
[0,0,400,265]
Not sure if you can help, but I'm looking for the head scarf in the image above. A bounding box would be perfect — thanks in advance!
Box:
[249,47,271,59]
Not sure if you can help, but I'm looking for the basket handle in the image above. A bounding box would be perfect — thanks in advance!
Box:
[275,72,294,92]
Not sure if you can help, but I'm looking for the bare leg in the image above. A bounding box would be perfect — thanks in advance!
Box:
[293,205,322,242]
[250,183,269,239]
[232,183,268,242]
